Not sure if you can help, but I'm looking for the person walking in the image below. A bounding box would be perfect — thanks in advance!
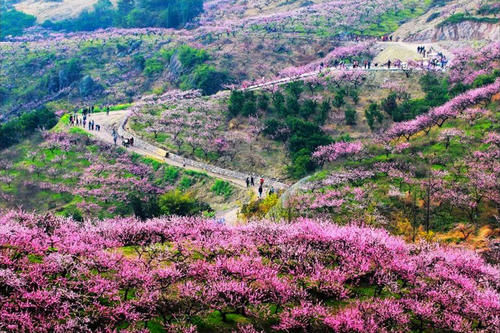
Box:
[258,185,263,198]
[246,177,250,188]
[387,60,391,69]
[106,106,110,116]
[259,177,264,186]
[250,176,254,186]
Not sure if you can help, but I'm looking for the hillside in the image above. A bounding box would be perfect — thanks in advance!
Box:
[14,0,108,23]
[393,0,500,41]
[0,1,500,332]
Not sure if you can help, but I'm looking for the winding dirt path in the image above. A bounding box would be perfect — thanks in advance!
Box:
[83,110,285,191]
[80,110,279,224]
[77,44,450,222]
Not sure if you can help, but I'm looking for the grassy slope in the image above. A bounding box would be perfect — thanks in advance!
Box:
[1,0,436,116]
[298,96,499,246]
[14,0,117,23]
[0,117,246,218]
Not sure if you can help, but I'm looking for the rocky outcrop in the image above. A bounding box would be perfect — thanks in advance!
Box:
[168,54,184,81]
[403,21,500,42]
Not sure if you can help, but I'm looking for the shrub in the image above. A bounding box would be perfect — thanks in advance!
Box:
[287,149,316,178]
[158,190,212,216]
[345,107,357,125]
[182,64,228,95]
[241,194,279,219]
[211,180,233,199]
[176,45,209,69]
[163,166,180,184]
[472,70,500,88]
[0,108,57,149]
[143,58,164,77]
[263,119,289,141]
[426,12,441,22]
[178,176,192,190]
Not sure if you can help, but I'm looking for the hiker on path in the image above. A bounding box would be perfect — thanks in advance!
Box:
[106,106,110,116]
[258,185,263,198]
[269,186,275,195]
[260,177,264,186]
[387,60,391,69]
[246,177,250,188]
[250,176,255,186]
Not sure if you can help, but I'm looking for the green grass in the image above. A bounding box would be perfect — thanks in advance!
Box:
[91,103,132,113]
[163,166,180,183]
[211,180,233,199]
[179,176,192,190]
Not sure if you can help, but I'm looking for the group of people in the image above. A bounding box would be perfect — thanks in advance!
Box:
[417,46,427,58]
[111,128,133,147]
[417,46,448,68]
[69,112,101,132]
[246,176,275,198]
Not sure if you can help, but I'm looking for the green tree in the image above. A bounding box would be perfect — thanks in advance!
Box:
[381,92,398,117]
[0,9,36,40]
[228,90,245,117]
[419,73,449,107]
[315,100,331,125]
[345,107,357,125]
[187,64,228,95]
[285,81,304,100]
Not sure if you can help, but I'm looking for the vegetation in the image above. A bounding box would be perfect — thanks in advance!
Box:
[42,0,204,32]
[158,190,212,216]
[228,81,335,178]
[0,108,57,149]
[378,73,449,123]
[0,3,499,332]
[0,8,36,40]
[211,180,234,199]
[437,13,499,27]
[1,211,498,331]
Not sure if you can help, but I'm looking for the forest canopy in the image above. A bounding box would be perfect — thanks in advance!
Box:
[0,8,36,39]
[41,0,204,32]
